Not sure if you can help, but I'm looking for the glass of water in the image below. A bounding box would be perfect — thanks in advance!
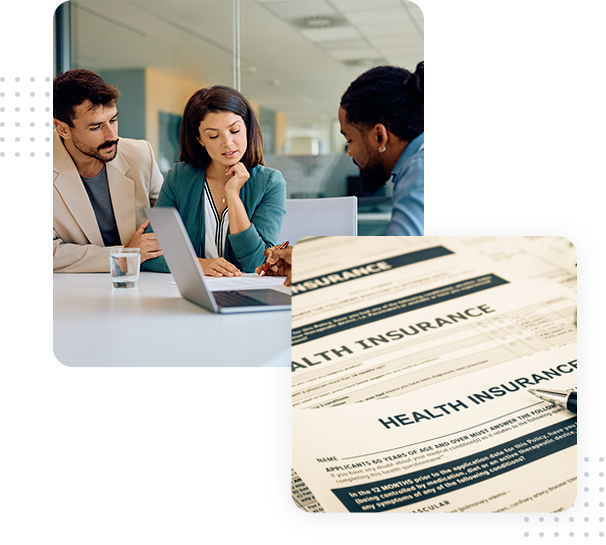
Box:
[109,248,141,289]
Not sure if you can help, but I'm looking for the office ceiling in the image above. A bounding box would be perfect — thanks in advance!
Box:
[71,0,424,131]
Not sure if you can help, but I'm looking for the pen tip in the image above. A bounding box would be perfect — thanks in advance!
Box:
[527,389,535,394]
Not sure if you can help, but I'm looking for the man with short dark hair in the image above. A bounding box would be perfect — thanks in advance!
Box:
[53,68,163,272]
[339,63,424,236]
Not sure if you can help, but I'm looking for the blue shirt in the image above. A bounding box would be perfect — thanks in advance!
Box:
[386,132,424,236]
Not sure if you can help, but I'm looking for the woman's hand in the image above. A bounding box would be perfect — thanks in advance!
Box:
[198,257,241,277]
[255,246,293,286]
[224,162,250,197]
[223,162,252,235]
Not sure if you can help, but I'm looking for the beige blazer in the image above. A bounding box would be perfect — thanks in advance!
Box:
[53,131,163,272]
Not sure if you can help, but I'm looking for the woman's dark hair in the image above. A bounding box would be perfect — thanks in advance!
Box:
[53,69,120,127]
[340,62,423,142]
[180,85,264,170]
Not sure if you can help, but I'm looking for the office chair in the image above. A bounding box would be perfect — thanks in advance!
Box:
[277,196,358,246]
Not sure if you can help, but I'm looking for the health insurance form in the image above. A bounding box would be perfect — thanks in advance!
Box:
[291,237,576,513]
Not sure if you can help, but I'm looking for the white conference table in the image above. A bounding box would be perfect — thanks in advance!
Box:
[53,272,291,367]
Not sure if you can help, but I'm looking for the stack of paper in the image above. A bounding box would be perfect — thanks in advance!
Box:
[291,237,577,513]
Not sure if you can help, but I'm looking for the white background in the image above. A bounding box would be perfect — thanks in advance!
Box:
[417,0,606,453]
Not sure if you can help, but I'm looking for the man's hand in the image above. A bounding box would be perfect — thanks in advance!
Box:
[125,220,162,263]
[255,246,293,286]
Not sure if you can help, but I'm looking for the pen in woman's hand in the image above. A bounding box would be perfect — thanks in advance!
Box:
[259,241,289,277]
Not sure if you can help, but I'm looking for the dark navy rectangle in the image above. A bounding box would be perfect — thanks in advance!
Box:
[292,274,509,346]
[291,246,454,297]
[332,417,577,512]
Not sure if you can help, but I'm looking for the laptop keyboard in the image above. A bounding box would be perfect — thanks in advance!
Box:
[213,290,267,307]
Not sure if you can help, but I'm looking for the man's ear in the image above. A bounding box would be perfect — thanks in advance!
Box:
[372,123,390,150]
[54,120,71,140]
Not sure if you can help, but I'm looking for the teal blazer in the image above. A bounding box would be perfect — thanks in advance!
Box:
[142,162,286,273]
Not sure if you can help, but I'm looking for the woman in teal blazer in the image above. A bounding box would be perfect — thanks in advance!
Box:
[142,85,286,275]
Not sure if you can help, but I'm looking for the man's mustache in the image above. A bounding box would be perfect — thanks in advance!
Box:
[98,139,119,151]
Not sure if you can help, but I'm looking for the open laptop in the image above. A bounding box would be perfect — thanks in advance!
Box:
[145,207,291,313]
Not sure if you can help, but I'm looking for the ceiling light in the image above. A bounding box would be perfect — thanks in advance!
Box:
[343,58,385,68]
[290,15,348,30]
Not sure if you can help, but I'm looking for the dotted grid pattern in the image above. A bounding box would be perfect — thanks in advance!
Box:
[523,457,604,539]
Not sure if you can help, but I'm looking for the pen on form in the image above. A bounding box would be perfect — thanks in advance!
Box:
[259,241,289,277]
[527,388,577,413]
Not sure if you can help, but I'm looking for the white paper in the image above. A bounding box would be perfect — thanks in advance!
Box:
[170,272,291,294]
[204,273,290,294]
[291,237,577,513]
[293,348,577,513]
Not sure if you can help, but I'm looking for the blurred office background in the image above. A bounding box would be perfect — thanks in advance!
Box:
[54,0,423,235]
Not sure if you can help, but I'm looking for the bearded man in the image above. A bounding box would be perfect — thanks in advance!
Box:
[53,69,163,272]
[339,63,424,236]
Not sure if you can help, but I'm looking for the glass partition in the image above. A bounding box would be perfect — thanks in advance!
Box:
[59,0,423,234]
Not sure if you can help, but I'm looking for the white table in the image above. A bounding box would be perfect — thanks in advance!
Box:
[53,272,291,367]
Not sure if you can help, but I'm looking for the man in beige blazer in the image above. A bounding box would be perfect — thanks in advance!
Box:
[53,69,163,272]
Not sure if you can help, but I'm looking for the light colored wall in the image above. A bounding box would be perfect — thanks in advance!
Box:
[275,112,287,155]
[144,68,204,156]
[289,137,315,156]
